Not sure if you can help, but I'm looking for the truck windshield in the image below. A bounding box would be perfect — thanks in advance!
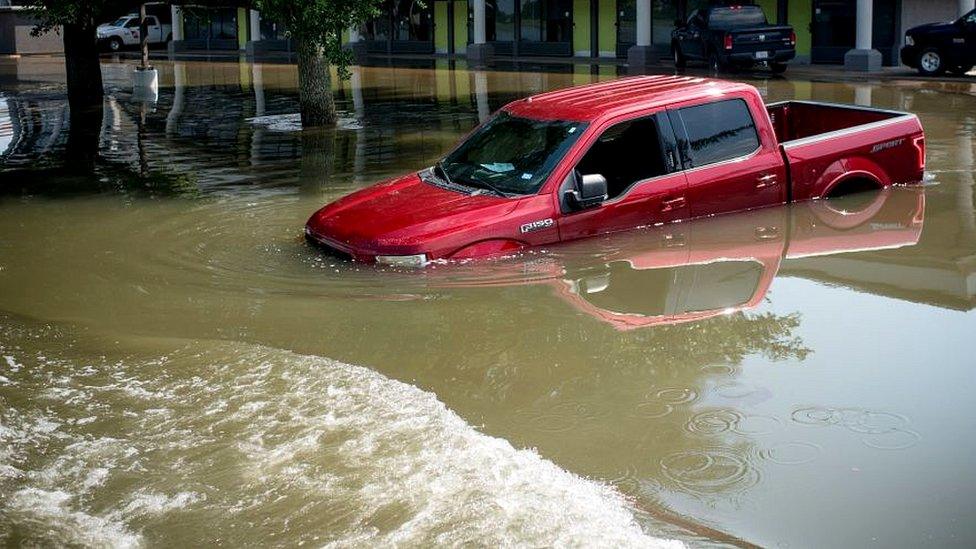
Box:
[440,112,586,196]
[708,6,767,30]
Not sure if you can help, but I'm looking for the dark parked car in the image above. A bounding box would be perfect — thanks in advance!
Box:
[900,8,976,76]
[671,4,795,73]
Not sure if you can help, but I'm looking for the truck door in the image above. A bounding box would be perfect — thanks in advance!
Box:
[146,16,160,42]
[557,111,688,241]
[670,96,787,218]
[963,9,976,67]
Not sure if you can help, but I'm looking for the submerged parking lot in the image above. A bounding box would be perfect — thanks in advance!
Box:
[1,56,975,546]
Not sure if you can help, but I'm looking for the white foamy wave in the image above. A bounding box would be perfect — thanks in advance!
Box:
[5,488,141,548]
[0,339,684,547]
[247,113,363,132]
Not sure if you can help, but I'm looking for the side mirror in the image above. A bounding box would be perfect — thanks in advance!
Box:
[565,172,608,210]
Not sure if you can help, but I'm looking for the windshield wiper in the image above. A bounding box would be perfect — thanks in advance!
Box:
[467,179,511,198]
[434,161,454,186]
[435,161,511,197]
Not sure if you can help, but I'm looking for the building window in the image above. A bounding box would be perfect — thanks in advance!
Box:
[184,8,238,41]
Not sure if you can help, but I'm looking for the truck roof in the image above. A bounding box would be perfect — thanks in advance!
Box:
[504,75,755,122]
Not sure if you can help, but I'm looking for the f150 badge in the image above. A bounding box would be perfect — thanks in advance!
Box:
[521,218,554,233]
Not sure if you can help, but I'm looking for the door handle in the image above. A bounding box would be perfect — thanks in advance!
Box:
[756,173,778,189]
[755,226,780,240]
[662,232,687,248]
[661,196,686,212]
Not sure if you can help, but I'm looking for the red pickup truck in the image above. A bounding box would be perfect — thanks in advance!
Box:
[305,76,925,266]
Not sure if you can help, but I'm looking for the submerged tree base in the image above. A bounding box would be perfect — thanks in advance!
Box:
[296,40,337,127]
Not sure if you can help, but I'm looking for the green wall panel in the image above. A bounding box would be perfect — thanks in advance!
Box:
[573,0,591,55]
[237,8,247,49]
[453,0,468,52]
[791,0,811,57]
[435,1,449,53]
[756,0,777,21]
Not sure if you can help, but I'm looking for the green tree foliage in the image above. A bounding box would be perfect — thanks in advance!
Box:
[255,0,382,127]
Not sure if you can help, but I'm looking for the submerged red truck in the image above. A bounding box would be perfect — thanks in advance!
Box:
[305,76,925,266]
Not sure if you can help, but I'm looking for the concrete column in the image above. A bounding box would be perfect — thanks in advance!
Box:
[958,128,976,242]
[844,0,881,71]
[343,24,367,63]
[627,0,656,72]
[168,4,185,55]
[351,66,366,186]
[635,0,650,46]
[473,0,486,44]
[252,62,265,116]
[474,70,490,123]
[961,0,975,17]
[171,5,183,40]
[466,0,493,64]
[165,62,186,135]
[854,84,872,107]
[249,10,260,41]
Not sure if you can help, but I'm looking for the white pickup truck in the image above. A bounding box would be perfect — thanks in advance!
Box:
[97,14,172,52]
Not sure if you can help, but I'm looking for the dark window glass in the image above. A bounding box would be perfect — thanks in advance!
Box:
[578,260,762,317]
[393,0,433,41]
[442,112,586,195]
[680,261,762,313]
[576,263,680,317]
[707,6,767,30]
[520,0,572,43]
[575,115,668,199]
[677,99,759,167]
[124,18,139,28]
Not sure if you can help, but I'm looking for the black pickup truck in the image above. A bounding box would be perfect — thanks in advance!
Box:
[671,4,796,73]
[900,8,976,76]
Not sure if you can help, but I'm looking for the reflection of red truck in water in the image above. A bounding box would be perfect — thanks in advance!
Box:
[432,188,924,330]
[306,76,925,266]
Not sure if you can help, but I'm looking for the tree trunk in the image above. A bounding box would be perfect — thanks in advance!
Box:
[62,22,103,113]
[296,38,336,127]
[62,22,103,174]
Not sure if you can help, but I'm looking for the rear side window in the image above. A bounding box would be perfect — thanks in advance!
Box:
[676,99,759,167]
[707,6,768,30]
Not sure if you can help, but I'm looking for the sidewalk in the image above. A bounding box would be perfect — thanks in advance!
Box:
[110,48,976,88]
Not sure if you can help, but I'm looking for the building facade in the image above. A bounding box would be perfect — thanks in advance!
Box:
[164,0,975,68]
[350,0,975,66]
[0,2,63,55]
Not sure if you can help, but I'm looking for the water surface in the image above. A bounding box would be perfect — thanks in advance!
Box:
[1,57,975,547]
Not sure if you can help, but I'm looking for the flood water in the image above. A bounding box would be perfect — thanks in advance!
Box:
[1,56,975,547]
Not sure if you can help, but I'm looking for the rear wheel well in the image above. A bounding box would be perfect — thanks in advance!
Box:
[826,177,881,199]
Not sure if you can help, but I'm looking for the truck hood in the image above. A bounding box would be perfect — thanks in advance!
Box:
[306,171,520,257]
[907,21,956,35]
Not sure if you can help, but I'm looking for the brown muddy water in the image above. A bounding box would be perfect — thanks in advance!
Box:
[1,56,975,547]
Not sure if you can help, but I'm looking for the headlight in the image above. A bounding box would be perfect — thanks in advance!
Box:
[905,35,914,46]
[375,254,428,267]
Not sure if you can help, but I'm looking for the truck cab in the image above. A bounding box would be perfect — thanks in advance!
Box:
[306,76,925,266]
[671,4,796,73]
[97,14,172,52]
[900,8,976,76]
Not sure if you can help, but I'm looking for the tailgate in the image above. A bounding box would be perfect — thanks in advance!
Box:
[731,26,793,52]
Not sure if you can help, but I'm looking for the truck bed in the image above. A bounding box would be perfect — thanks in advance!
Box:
[766,101,925,201]
[767,101,909,143]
